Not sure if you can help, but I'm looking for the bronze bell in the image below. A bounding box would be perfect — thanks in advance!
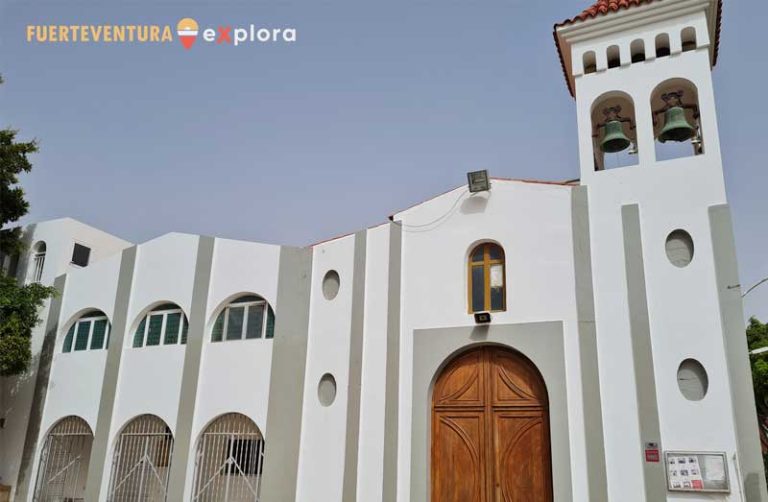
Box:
[600,120,631,153]
[658,106,696,143]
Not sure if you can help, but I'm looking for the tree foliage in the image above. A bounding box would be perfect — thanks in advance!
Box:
[746,316,768,479]
[0,74,56,376]
[0,127,39,256]
[749,317,768,412]
[0,275,55,375]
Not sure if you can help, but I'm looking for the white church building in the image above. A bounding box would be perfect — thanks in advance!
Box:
[1,0,766,500]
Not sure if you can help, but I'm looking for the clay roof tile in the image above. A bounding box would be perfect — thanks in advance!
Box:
[553,0,723,96]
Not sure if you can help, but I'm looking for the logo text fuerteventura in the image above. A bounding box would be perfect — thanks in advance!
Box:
[26,18,297,49]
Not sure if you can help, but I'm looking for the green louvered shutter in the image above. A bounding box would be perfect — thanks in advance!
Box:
[211,311,225,342]
[265,306,275,339]
[63,324,76,352]
[90,319,108,349]
[133,318,146,348]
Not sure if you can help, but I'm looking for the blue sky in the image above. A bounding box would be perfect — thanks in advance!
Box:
[1,0,767,320]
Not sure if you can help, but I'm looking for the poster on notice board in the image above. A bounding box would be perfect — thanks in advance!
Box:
[665,451,729,493]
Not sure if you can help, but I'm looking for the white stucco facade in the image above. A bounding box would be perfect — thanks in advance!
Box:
[1,1,765,501]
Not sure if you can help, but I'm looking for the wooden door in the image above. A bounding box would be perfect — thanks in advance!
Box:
[432,346,552,502]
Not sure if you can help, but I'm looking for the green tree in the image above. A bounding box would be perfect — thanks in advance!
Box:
[747,317,768,480]
[747,316,768,413]
[0,74,56,376]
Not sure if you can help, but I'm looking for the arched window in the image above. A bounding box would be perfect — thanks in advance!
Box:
[132,303,189,348]
[630,39,646,63]
[63,311,111,352]
[33,416,93,502]
[468,243,506,313]
[211,295,275,342]
[607,45,621,69]
[582,51,597,74]
[591,91,638,170]
[655,33,671,58]
[191,413,265,501]
[651,78,703,160]
[681,27,697,52]
[30,241,46,283]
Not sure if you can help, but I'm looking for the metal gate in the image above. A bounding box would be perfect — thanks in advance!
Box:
[191,413,265,502]
[108,415,174,502]
[33,416,93,502]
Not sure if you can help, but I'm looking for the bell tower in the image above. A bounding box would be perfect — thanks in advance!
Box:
[555,1,768,501]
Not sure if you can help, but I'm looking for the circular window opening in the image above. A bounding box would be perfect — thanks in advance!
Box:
[318,373,337,407]
[322,270,340,300]
[665,230,694,268]
[677,359,708,401]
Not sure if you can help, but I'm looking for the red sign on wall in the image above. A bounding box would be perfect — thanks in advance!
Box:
[645,442,660,463]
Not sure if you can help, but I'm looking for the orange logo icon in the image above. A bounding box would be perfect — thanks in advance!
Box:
[177,18,198,49]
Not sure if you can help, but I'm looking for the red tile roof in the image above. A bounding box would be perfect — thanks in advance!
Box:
[558,0,655,26]
[554,0,723,96]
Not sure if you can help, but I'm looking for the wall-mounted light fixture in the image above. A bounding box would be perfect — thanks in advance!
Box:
[467,170,490,193]
[474,312,492,324]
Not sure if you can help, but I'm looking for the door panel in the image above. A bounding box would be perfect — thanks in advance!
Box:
[433,349,486,408]
[492,410,551,502]
[489,349,548,408]
[432,411,487,502]
[431,346,552,502]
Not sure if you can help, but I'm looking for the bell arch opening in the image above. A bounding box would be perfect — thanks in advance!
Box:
[630,39,646,63]
[651,78,703,161]
[591,91,638,171]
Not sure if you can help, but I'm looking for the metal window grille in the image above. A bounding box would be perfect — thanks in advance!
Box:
[192,413,265,502]
[33,416,94,502]
[108,415,175,502]
[32,252,45,283]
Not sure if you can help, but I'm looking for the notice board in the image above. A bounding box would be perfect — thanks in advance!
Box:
[665,451,730,493]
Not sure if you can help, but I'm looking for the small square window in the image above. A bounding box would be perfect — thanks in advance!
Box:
[72,243,91,267]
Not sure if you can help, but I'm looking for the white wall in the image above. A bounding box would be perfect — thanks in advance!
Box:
[571,8,745,501]
[26,252,124,494]
[181,237,281,499]
[393,180,587,501]
[356,223,392,500]
[295,234,356,502]
[0,217,129,496]
[94,233,198,496]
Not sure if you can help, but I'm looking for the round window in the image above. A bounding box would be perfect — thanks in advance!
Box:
[318,373,337,407]
[677,359,708,401]
[322,270,340,300]
[665,230,694,268]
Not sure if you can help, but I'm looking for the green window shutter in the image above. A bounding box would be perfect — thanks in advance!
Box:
[211,311,225,342]
[90,319,108,350]
[133,318,146,348]
[63,324,76,353]
[181,317,188,344]
[146,314,164,346]
[226,306,245,340]
[105,322,111,349]
[265,306,275,339]
[164,313,181,345]
[245,304,265,339]
[74,321,91,351]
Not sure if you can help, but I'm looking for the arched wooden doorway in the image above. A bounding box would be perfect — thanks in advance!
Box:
[431,346,552,502]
